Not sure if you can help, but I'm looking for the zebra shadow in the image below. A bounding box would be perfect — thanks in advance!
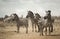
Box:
[47,34,60,36]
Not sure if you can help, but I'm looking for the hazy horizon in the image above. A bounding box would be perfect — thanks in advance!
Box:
[0,0,60,17]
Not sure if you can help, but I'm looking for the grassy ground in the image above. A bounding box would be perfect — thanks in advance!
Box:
[0,20,60,39]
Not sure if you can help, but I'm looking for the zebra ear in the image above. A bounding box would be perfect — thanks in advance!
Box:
[44,17,47,19]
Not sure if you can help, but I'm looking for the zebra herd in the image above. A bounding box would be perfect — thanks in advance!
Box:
[3,10,54,36]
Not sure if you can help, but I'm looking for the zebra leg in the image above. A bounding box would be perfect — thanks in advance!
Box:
[39,24,43,36]
[32,26,34,32]
[32,23,34,32]
[35,24,37,32]
[26,26,28,34]
[50,24,53,32]
[45,27,47,36]
[38,25,40,32]
[40,28,43,36]
[41,26,44,36]
[17,26,20,33]
[49,26,51,35]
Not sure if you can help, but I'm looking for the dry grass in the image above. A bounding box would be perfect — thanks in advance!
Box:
[0,20,60,39]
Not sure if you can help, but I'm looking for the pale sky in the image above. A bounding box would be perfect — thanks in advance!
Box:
[0,0,60,17]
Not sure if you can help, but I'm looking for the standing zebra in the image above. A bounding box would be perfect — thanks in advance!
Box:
[4,13,28,33]
[34,13,41,32]
[12,13,28,33]
[38,10,54,36]
[44,10,53,35]
[26,11,34,32]
[26,11,41,32]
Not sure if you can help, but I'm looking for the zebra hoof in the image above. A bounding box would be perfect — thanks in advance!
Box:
[26,32,28,34]
[35,30,37,32]
[40,34,44,36]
